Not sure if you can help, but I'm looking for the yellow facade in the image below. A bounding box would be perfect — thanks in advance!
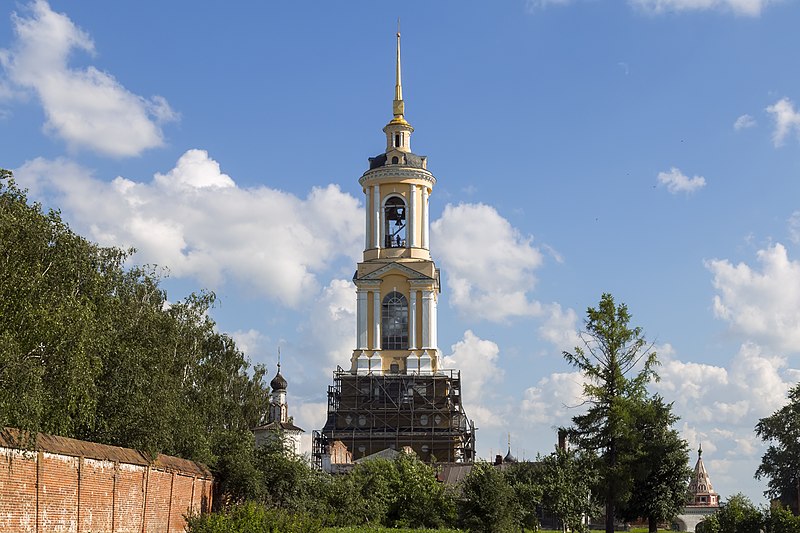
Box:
[350,30,441,376]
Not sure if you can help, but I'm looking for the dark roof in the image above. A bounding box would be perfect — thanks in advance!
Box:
[270,371,288,391]
[253,421,305,433]
[0,427,212,478]
[503,449,518,463]
[368,151,426,170]
[436,463,473,485]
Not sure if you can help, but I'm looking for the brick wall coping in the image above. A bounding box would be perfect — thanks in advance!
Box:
[0,427,212,478]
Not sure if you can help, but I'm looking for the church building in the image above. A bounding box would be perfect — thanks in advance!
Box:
[253,362,304,455]
[313,31,475,467]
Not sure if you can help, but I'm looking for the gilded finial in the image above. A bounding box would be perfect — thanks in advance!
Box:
[392,20,405,120]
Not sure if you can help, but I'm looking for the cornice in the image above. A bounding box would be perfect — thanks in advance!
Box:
[356,262,435,282]
[359,167,436,187]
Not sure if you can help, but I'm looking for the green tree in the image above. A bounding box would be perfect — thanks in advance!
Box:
[1,172,271,504]
[620,395,691,532]
[390,452,455,528]
[1,172,126,436]
[563,293,659,533]
[504,461,544,530]
[344,457,399,525]
[756,383,800,514]
[764,505,800,533]
[458,462,521,533]
[253,436,322,512]
[537,447,599,533]
[333,453,455,528]
[702,493,763,533]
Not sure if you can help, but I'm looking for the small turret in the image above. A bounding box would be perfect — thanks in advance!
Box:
[687,443,719,507]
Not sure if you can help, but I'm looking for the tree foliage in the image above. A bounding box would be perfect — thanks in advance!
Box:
[563,293,659,533]
[756,383,800,514]
[324,453,455,529]
[537,448,599,532]
[458,462,521,533]
[701,493,764,533]
[0,172,270,495]
[620,395,691,532]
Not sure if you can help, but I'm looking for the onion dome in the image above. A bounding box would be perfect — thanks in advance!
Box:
[270,363,287,391]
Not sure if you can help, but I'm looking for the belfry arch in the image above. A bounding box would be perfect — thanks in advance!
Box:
[383,196,407,248]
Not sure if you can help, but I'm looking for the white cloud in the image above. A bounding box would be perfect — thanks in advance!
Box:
[154,149,235,189]
[538,303,580,352]
[657,167,706,194]
[0,1,176,156]
[734,114,756,131]
[789,211,800,244]
[304,279,356,371]
[766,97,800,147]
[528,0,776,15]
[295,401,328,456]
[520,371,587,425]
[230,329,265,361]
[647,342,794,497]
[707,243,800,353]
[14,151,363,307]
[443,330,506,428]
[443,330,503,396]
[431,203,544,321]
[526,0,574,10]
[630,0,775,16]
[655,343,791,428]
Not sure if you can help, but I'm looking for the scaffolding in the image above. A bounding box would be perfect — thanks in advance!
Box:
[313,366,475,468]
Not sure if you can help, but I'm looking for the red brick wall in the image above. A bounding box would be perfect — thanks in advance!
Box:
[0,449,37,532]
[0,445,212,533]
[115,463,146,533]
[79,458,115,532]
[39,452,79,532]
[144,469,172,532]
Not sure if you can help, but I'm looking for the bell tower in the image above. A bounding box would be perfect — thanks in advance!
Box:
[353,29,440,377]
[314,30,474,467]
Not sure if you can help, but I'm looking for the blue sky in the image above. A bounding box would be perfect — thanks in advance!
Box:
[3,0,800,504]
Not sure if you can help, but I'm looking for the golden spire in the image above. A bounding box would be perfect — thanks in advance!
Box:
[391,20,408,125]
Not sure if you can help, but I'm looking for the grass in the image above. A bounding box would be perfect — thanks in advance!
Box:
[324,527,620,532]
[322,528,464,533]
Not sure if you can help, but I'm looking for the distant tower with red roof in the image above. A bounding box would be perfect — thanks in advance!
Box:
[676,444,720,532]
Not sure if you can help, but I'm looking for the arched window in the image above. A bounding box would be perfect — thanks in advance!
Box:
[394,133,400,147]
[384,196,406,248]
[382,291,408,350]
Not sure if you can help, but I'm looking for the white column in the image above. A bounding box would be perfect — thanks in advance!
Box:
[373,185,381,249]
[409,290,417,349]
[432,293,438,350]
[421,290,433,349]
[365,188,370,249]
[357,289,368,349]
[421,187,430,249]
[373,289,381,350]
[408,184,416,248]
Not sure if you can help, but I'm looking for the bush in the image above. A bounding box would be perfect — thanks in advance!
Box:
[765,505,800,533]
[186,502,323,533]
